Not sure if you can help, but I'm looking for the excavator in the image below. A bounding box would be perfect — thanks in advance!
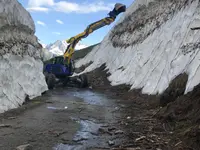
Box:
[44,3,126,89]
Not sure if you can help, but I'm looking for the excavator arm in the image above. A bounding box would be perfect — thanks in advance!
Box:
[63,3,126,63]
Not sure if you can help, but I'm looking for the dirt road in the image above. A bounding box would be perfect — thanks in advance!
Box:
[0,88,130,150]
[0,86,183,150]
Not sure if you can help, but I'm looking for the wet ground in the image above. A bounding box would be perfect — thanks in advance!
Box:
[0,88,128,150]
[1,85,193,150]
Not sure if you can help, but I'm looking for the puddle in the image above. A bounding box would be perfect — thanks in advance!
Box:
[54,118,107,149]
[52,89,119,149]
[73,120,101,142]
[65,90,113,106]
[53,144,84,150]
[46,88,117,107]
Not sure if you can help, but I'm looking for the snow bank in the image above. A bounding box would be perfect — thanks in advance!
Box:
[0,0,47,113]
[76,0,200,95]
[0,54,47,112]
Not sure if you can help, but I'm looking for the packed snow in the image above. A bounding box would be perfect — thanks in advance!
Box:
[76,0,200,95]
[0,0,48,113]
[0,0,35,32]
[0,54,47,113]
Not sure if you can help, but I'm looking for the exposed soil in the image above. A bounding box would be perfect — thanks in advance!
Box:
[157,83,200,150]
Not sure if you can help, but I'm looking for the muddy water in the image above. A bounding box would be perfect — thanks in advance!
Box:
[0,87,124,150]
[54,119,103,150]
[52,88,121,150]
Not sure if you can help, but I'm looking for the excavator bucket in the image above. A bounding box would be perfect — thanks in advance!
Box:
[115,3,126,13]
[109,3,126,18]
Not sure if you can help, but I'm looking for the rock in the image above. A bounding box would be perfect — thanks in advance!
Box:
[127,116,131,120]
[61,137,69,142]
[16,144,32,150]
[101,125,109,127]
[115,107,120,110]
[175,141,182,147]
[45,101,53,104]
[108,127,116,131]
[108,140,115,146]
[73,137,88,142]
[135,136,146,142]
[0,124,12,128]
[114,130,124,135]
[98,128,112,135]
[99,127,106,133]
[126,148,141,150]
[8,117,16,120]
[152,126,165,132]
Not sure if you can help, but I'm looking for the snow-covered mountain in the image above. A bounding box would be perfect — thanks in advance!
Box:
[77,0,200,95]
[45,40,88,56]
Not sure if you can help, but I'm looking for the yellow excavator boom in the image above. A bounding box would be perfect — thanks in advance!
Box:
[63,3,126,63]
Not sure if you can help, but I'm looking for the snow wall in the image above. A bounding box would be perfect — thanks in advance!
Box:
[0,0,48,113]
[76,0,200,95]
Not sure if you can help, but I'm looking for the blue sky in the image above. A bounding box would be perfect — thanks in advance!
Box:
[18,0,133,45]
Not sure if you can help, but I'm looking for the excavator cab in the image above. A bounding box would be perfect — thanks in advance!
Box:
[45,56,73,77]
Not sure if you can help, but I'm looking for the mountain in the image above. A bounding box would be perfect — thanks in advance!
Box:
[45,40,88,56]
[44,43,99,66]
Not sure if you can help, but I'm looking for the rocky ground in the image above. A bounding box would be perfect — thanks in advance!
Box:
[0,65,199,150]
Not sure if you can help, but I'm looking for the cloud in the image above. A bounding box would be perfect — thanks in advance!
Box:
[27,0,53,12]
[27,7,49,12]
[28,0,54,7]
[52,32,61,35]
[56,20,64,24]
[27,0,114,13]
[37,21,46,26]
[54,1,113,13]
